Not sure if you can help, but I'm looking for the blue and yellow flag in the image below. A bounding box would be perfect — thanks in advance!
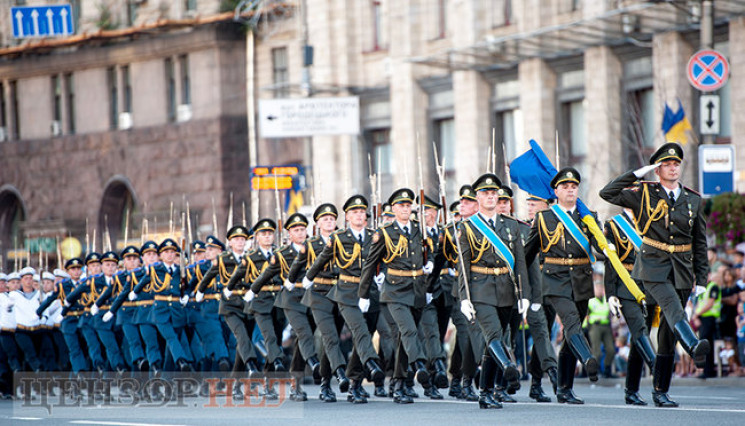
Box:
[661,100,692,145]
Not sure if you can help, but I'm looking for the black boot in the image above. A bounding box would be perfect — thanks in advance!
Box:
[306,356,321,380]
[529,374,551,402]
[633,335,657,370]
[625,341,647,405]
[335,366,350,393]
[393,379,413,404]
[557,387,584,404]
[479,355,502,409]
[411,360,430,385]
[433,358,449,389]
[359,384,370,399]
[546,366,558,395]
[365,359,385,383]
[568,334,598,382]
[423,376,444,400]
[245,359,260,378]
[652,354,678,408]
[319,378,336,403]
[487,340,519,389]
[232,381,244,401]
[349,380,367,404]
[291,377,307,402]
[460,377,479,401]
[673,320,710,369]
[272,358,287,372]
[557,349,583,404]
[263,378,278,400]
[448,377,462,398]
[479,390,502,409]
[217,357,231,372]
[177,358,194,373]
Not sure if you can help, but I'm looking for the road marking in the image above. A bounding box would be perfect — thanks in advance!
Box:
[9,418,44,421]
[69,422,188,426]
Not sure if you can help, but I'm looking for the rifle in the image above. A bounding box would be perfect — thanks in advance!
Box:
[211,197,219,239]
[368,153,378,229]
[56,237,62,269]
[273,175,283,246]
[123,208,130,248]
[227,192,234,232]
[433,142,447,226]
[179,212,188,295]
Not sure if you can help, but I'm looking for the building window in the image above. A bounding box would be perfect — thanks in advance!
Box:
[10,80,19,140]
[165,58,176,122]
[559,99,587,196]
[271,47,289,98]
[436,0,447,39]
[434,118,456,202]
[52,75,62,124]
[185,0,197,12]
[492,0,513,27]
[127,2,138,26]
[495,108,523,169]
[107,67,118,130]
[0,82,6,140]
[121,65,131,113]
[372,1,382,51]
[623,88,655,169]
[65,73,75,135]
[368,128,392,196]
[179,55,190,105]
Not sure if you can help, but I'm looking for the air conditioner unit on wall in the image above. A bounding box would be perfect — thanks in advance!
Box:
[51,120,62,137]
[118,112,133,130]
[177,104,192,123]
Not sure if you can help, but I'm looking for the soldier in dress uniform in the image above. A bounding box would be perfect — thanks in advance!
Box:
[599,142,710,407]
[305,195,386,403]
[196,226,260,399]
[525,168,602,404]
[456,175,527,409]
[66,253,106,374]
[288,203,348,402]
[1,272,22,392]
[12,268,44,373]
[128,239,193,372]
[602,209,656,405]
[360,189,433,404]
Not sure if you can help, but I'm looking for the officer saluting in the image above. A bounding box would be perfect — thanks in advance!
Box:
[525,168,602,404]
[599,142,709,407]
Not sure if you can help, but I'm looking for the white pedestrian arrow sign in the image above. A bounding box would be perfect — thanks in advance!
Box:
[14,10,24,37]
[46,9,55,34]
[30,9,39,36]
[60,8,69,34]
[700,94,720,135]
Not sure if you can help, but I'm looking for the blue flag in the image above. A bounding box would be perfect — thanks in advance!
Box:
[509,139,593,219]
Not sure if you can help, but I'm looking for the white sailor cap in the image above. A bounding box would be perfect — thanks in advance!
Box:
[33,274,40,281]
[20,267,36,277]
[7,272,20,280]
[0,273,7,281]
[53,268,70,279]
[42,271,55,281]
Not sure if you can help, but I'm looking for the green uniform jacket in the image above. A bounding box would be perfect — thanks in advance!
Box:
[252,243,307,313]
[603,217,644,301]
[288,235,339,311]
[197,251,246,316]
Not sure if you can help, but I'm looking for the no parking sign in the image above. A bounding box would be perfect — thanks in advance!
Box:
[687,50,729,92]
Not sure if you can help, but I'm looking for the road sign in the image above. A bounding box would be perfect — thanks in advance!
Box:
[687,49,729,92]
[259,97,360,138]
[250,165,306,191]
[11,4,74,39]
[699,94,720,135]
[698,144,735,197]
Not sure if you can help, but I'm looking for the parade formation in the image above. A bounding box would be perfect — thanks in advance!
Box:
[1,140,742,412]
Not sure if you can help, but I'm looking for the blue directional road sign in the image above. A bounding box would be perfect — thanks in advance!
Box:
[698,144,736,197]
[11,4,74,39]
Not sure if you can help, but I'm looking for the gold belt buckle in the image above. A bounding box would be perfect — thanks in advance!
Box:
[411,270,417,277]
[668,245,675,253]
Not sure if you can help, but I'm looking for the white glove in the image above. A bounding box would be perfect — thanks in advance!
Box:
[633,163,661,178]
[63,299,71,307]
[128,291,137,301]
[422,261,434,274]
[195,291,204,302]
[448,268,457,277]
[90,304,99,316]
[693,285,707,298]
[302,277,313,289]
[517,298,530,316]
[460,300,475,322]
[426,293,433,305]
[284,279,294,292]
[243,290,255,303]
[737,279,745,290]
[180,295,189,306]
[358,298,370,313]
[223,287,233,299]
[373,273,386,289]
[102,311,113,323]
[530,303,542,312]
[608,296,622,317]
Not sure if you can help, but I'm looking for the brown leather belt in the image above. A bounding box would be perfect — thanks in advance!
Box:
[470,266,510,276]
[122,301,137,307]
[66,310,85,317]
[1,328,15,332]
[642,237,692,253]
[232,289,248,296]
[202,294,221,300]
[154,295,178,302]
[544,257,590,266]
[387,268,424,278]
[313,277,337,285]
[260,286,281,292]
[338,274,361,283]
[622,263,634,271]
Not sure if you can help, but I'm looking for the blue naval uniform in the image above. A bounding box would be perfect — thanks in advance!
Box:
[37,278,88,374]
[65,275,105,370]
[186,260,229,362]
[132,262,191,364]
[96,271,145,367]
[86,273,126,369]
[110,267,162,368]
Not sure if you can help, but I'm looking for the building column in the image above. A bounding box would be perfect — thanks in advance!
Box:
[584,45,622,217]
[518,58,557,165]
[729,17,745,192]
[452,70,491,187]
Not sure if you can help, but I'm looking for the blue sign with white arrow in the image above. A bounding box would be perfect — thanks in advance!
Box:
[11,4,74,39]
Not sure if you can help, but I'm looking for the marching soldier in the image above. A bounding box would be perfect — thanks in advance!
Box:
[360,189,432,404]
[288,203,349,402]
[457,175,527,409]
[11,268,44,373]
[599,142,710,407]
[305,195,386,403]
[66,253,106,374]
[250,213,322,402]
[1,273,22,381]
[525,168,602,404]
[603,208,656,405]
[87,251,128,374]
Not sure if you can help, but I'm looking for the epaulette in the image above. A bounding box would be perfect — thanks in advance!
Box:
[308,235,322,244]
[132,267,143,273]
[197,259,207,265]
[151,262,162,268]
[379,222,394,229]
[682,185,700,196]
[516,218,530,226]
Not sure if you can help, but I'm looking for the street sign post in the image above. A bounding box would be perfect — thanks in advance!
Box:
[258,97,360,138]
[698,144,735,197]
[11,4,74,39]
[687,49,729,92]
[699,94,720,135]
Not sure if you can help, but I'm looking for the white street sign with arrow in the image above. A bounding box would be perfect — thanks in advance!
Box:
[700,94,719,135]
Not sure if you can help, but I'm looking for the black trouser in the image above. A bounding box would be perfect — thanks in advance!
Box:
[15,329,43,372]
[346,310,381,382]
[392,305,423,380]
[546,297,589,390]
[698,316,717,377]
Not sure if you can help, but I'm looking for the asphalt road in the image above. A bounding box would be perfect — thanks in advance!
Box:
[2,377,744,426]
